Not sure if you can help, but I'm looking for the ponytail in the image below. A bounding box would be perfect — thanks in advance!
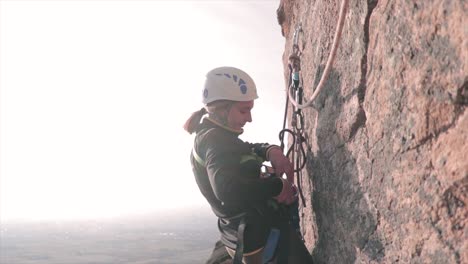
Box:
[183,108,207,134]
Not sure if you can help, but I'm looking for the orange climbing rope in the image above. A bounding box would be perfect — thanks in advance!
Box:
[288,0,350,109]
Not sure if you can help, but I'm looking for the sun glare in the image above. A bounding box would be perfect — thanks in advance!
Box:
[0,0,284,222]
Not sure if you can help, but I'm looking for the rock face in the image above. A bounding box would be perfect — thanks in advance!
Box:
[277,0,467,263]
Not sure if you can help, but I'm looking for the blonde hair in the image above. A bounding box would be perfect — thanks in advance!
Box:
[183,100,234,134]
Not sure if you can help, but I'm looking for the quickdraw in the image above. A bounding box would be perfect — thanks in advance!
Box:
[278,0,350,240]
[279,22,308,208]
[275,23,308,242]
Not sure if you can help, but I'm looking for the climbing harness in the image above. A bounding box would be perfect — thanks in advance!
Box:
[278,0,350,241]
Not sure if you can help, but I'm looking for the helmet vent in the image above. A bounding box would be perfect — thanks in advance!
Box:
[215,73,248,94]
[239,79,247,94]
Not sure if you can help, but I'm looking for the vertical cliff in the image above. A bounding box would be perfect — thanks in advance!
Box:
[277,0,467,263]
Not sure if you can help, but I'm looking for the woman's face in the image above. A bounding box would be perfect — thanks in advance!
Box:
[227,100,254,131]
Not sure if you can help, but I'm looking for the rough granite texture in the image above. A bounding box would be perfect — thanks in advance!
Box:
[206,1,466,263]
[277,0,467,263]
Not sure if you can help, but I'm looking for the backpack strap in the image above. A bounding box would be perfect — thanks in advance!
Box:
[193,141,249,264]
[192,148,206,167]
[192,127,218,168]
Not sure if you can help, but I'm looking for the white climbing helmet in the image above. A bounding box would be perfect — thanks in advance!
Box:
[202,66,258,104]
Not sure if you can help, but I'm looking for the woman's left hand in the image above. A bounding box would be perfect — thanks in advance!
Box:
[268,147,294,182]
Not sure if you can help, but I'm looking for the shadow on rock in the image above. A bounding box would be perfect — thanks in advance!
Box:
[304,66,385,263]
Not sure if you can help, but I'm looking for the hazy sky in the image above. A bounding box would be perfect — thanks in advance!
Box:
[0,0,286,222]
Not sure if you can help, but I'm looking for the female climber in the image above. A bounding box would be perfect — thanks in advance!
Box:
[184,66,313,264]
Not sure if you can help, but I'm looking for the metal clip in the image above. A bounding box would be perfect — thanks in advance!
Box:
[293,22,302,48]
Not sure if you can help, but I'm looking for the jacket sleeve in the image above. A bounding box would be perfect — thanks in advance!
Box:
[247,142,282,161]
[203,132,283,205]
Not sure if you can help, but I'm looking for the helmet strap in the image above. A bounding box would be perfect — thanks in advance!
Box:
[205,100,234,126]
[205,115,243,134]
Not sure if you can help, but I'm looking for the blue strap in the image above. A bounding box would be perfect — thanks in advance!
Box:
[263,228,281,263]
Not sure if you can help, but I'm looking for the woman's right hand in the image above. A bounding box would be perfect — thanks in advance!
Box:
[274,178,298,205]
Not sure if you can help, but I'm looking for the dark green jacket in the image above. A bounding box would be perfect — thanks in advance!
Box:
[191,118,283,251]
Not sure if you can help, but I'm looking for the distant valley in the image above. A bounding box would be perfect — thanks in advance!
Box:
[0,208,220,264]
